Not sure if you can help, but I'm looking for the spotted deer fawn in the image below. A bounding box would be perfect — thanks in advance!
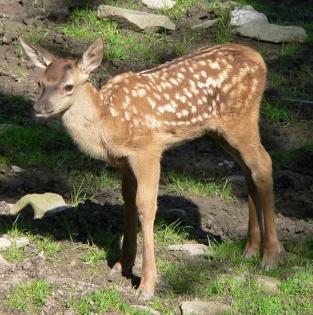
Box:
[20,37,280,299]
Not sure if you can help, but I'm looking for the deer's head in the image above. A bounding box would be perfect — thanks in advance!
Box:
[20,37,104,118]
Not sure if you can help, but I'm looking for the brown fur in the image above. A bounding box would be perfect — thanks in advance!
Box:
[21,38,280,299]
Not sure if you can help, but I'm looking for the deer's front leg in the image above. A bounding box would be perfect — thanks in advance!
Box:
[130,154,160,299]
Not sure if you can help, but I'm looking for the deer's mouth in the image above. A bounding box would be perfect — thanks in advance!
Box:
[35,108,66,119]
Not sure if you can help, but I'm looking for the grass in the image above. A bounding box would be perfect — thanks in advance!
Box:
[271,143,313,169]
[158,238,313,314]
[6,280,52,313]
[166,171,233,200]
[31,236,60,257]
[59,8,165,63]
[104,0,141,11]
[162,0,203,19]
[154,219,190,246]
[23,25,45,44]
[80,246,106,264]
[262,98,295,126]
[0,94,32,125]
[70,169,120,206]
[67,287,151,315]
[2,244,25,262]
[0,124,82,168]
[208,0,234,44]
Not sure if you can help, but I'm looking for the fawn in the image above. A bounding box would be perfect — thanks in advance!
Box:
[20,37,280,299]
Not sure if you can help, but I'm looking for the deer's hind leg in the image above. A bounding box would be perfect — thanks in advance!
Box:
[213,130,280,269]
[111,166,138,277]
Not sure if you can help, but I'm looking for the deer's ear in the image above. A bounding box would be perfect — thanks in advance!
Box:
[78,38,103,75]
[19,37,54,69]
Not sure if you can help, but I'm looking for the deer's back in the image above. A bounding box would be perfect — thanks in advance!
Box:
[100,44,266,148]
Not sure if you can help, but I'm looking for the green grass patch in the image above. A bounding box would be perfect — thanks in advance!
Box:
[0,124,83,168]
[262,99,295,125]
[206,271,313,314]
[6,280,52,313]
[104,0,141,10]
[154,219,190,246]
[271,143,313,169]
[2,244,25,262]
[208,0,234,43]
[31,236,60,257]
[80,246,106,264]
[162,0,203,19]
[166,171,233,200]
[0,95,32,125]
[70,169,120,206]
[24,25,45,44]
[0,155,9,166]
[67,287,150,314]
[59,8,165,63]
[159,238,313,314]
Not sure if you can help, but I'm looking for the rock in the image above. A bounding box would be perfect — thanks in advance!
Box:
[191,19,218,30]
[15,237,30,249]
[228,175,245,185]
[180,300,231,315]
[218,160,234,169]
[97,5,175,31]
[168,243,207,256]
[141,0,176,10]
[218,273,246,282]
[131,305,160,315]
[0,254,14,271]
[10,192,68,219]
[0,201,11,215]
[0,237,12,251]
[234,22,307,43]
[254,275,281,293]
[0,32,14,45]
[63,310,78,315]
[11,165,24,173]
[230,5,268,27]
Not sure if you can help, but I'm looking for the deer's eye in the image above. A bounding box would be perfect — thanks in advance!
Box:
[64,84,74,92]
[38,82,41,88]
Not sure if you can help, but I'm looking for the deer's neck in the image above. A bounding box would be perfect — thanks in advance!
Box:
[62,82,112,161]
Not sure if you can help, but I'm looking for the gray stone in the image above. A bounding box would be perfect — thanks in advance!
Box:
[15,237,30,249]
[11,165,24,173]
[254,275,281,293]
[63,310,78,315]
[97,5,175,31]
[234,21,307,43]
[228,175,245,185]
[0,254,14,271]
[10,192,68,219]
[191,19,218,30]
[141,0,176,10]
[0,237,12,251]
[131,305,160,315]
[230,5,268,27]
[180,301,231,315]
[168,243,207,256]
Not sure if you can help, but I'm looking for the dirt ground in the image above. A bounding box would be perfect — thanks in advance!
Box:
[0,1,312,314]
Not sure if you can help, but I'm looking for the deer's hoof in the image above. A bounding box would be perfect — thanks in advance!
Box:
[242,244,259,259]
